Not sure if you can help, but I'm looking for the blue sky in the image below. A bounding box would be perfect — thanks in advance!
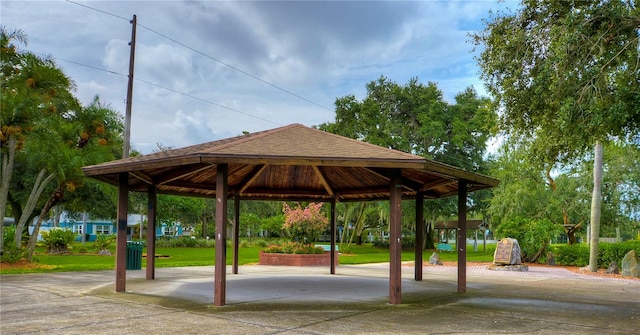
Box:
[2,0,513,154]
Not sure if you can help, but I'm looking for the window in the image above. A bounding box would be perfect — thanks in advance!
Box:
[164,226,176,236]
[72,225,83,234]
[95,225,111,235]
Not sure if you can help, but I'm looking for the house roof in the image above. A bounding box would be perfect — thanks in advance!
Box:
[82,124,499,201]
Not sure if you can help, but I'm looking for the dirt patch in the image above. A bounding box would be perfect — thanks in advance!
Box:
[0,260,56,271]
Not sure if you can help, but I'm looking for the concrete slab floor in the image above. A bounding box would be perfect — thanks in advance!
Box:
[1,264,638,334]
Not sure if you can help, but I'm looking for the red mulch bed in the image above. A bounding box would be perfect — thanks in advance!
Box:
[415,261,639,281]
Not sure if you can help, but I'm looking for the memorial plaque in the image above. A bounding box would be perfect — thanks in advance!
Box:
[493,239,514,264]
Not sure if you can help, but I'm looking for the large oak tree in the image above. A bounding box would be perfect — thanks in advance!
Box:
[319,76,496,248]
[474,0,640,271]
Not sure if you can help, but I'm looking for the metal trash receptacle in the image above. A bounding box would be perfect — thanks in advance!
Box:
[126,241,143,270]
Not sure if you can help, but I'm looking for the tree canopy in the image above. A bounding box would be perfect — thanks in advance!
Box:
[1,27,123,260]
[474,0,640,270]
[319,76,497,247]
[474,0,639,161]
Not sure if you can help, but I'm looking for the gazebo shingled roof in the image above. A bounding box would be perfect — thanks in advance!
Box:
[82,123,499,306]
[83,123,498,201]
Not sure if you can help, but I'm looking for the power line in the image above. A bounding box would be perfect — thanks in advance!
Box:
[65,0,332,112]
[138,24,332,112]
[65,0,130,22]
[55,57,281,126]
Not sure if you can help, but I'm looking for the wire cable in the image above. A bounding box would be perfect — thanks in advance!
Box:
[65,0,332,112]
[55,57,281,126]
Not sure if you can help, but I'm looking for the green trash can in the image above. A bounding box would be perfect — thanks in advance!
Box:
[126,241,143,270]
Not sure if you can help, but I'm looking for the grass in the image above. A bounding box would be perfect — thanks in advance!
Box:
[0,243,496,275]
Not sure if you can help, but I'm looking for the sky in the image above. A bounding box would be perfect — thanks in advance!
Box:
[2,0,513,154]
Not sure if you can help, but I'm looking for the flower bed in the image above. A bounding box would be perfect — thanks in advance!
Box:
[259,250,338,266]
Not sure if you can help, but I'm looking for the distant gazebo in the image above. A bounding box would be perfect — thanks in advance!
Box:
[82,123,499,306]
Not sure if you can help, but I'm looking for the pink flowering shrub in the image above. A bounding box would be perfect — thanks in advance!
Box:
[282,202,329,243]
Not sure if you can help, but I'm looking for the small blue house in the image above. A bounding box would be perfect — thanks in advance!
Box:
[56,212,115,242]
[156,223,184,238]
[31,212,188,241]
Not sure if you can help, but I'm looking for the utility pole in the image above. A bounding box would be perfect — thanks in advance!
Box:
[123,14,137,158]
[115,15,136,291]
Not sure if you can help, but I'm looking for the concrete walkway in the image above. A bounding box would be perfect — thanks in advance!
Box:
[1,263,639,334]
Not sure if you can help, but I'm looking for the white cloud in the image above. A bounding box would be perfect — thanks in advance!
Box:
[1,0,507,154]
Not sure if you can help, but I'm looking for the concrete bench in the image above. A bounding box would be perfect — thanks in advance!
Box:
[436,243,453,252]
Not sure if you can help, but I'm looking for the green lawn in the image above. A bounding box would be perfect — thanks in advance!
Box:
[1,243,495,275]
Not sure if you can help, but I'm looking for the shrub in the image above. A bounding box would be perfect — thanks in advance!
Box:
[40,228,77,254]
[93,234,116,254]
[552,240,640,268]
[372,236,417,248]
[553,243,590,267]
[263,242,324,254]
[373,238,389,248]
[495,217,563,263]
[282,202,329,242]
[155,237,216,248]
[1,226,24,264]
[401,236,416,248]
[255,239,269,248]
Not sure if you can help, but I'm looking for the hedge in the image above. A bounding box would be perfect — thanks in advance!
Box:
[552,240,640,268]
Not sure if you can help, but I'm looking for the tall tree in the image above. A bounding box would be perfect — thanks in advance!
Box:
[487,137,591,244]
[1,28,123,259]
[23,97,122,260]
[319,76,496,248]
[474,0,640,271]
[1,27,76,254]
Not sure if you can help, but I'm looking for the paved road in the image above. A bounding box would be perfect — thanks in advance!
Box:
[1,264,639,334]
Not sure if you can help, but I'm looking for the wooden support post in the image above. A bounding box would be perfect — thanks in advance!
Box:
[214,164,228,306]
[457,180,467,293]
[389,169,402,304]
[330,198,337,275]
[415,193,424,281]
[232,193,240,275]
[146,185,156,280]
[115,173,128,292]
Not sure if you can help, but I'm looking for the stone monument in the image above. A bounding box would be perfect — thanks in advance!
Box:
[429,252,443,265]
[621,250,639,278]
[488,238,528,271]
[605,261,619,274]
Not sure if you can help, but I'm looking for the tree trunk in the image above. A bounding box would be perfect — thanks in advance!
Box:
[565,222,582,245]
[348,203,367,246]
[425,221,435,250]
[201,209,208,238]
[588,141,604,272]
[0,136,17,254]
[26,187,64,262]
[13,170,55,247]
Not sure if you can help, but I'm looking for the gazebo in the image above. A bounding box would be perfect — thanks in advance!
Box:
[82,123,499,306]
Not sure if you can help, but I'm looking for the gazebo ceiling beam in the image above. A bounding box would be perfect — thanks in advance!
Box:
[238,187,329,197]
[160,181,217,192]
[363,167,423,192]
[419,179,457,192]
[238,165,268,194]
[438,185,491,198]
[312,166,335,196]
[129,171,154,185]
[155,163,215,186]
